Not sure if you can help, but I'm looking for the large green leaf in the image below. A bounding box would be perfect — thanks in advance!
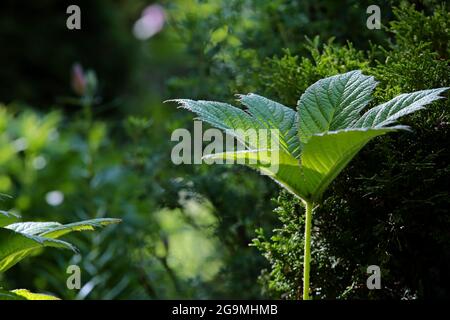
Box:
[175,71,447,203]
[0,228,76,273]
[353,88,449,128]
[0,218,120,273]
[5,218,121,239]
[174,71,448,301]
[203,148,307,199]
[40,218,121,238]
[203,128,404,202]
[299,127,403,202]
[297,70,377,144]
[171,99,262,147]
[238,93,301,158]
[5,222,61,235]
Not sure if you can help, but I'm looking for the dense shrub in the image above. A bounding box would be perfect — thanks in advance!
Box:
[162,0,402,298]
[252,3,450,299]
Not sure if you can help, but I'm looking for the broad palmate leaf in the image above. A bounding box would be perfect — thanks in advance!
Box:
[174,70,448,300]
[171,94,301,158]
[297,70,377,144]
[174,70,448,203]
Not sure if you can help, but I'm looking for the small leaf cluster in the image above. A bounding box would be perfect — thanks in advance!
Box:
[0,210,119,300]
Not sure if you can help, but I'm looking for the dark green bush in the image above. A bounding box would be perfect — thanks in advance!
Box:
[163,0,397,298]
[252,3,450,299]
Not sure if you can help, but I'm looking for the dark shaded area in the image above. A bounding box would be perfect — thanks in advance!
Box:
[0,0,138,113]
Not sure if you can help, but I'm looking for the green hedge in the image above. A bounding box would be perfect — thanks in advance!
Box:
[252,3,450,299]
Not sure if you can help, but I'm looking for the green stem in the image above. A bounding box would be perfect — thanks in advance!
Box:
[303,201,313,300]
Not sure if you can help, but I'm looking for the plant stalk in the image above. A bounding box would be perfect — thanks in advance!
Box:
[303,201,313,300]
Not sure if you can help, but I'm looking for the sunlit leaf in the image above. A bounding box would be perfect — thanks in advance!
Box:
[6,218,121,239]
[177,71,447,203]
[297,70,377,144]
[353,88,449,128]
[11,289,60,300]
[0,228,76,273]
[0,289,26,300]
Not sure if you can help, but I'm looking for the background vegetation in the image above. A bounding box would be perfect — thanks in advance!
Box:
[0,0,448,299]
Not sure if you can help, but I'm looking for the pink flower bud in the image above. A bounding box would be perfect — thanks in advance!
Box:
[71,63,87,96]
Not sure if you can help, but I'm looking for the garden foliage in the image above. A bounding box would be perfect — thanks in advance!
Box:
[0,0,449,300]
[0,209,119,299]
[251,3,450,299]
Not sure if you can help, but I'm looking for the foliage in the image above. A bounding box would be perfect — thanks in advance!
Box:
[0,209,119,299]
[165,0,390,101]
[252,3,450,299]
[162,0,399,299]
[0,0,449,300]
[0,289,60,300]
[173,71,447,299]
[174,74,446,203]
[0,92,235,299]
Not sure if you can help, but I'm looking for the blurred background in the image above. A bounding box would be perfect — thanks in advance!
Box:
[0,0,449,299]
